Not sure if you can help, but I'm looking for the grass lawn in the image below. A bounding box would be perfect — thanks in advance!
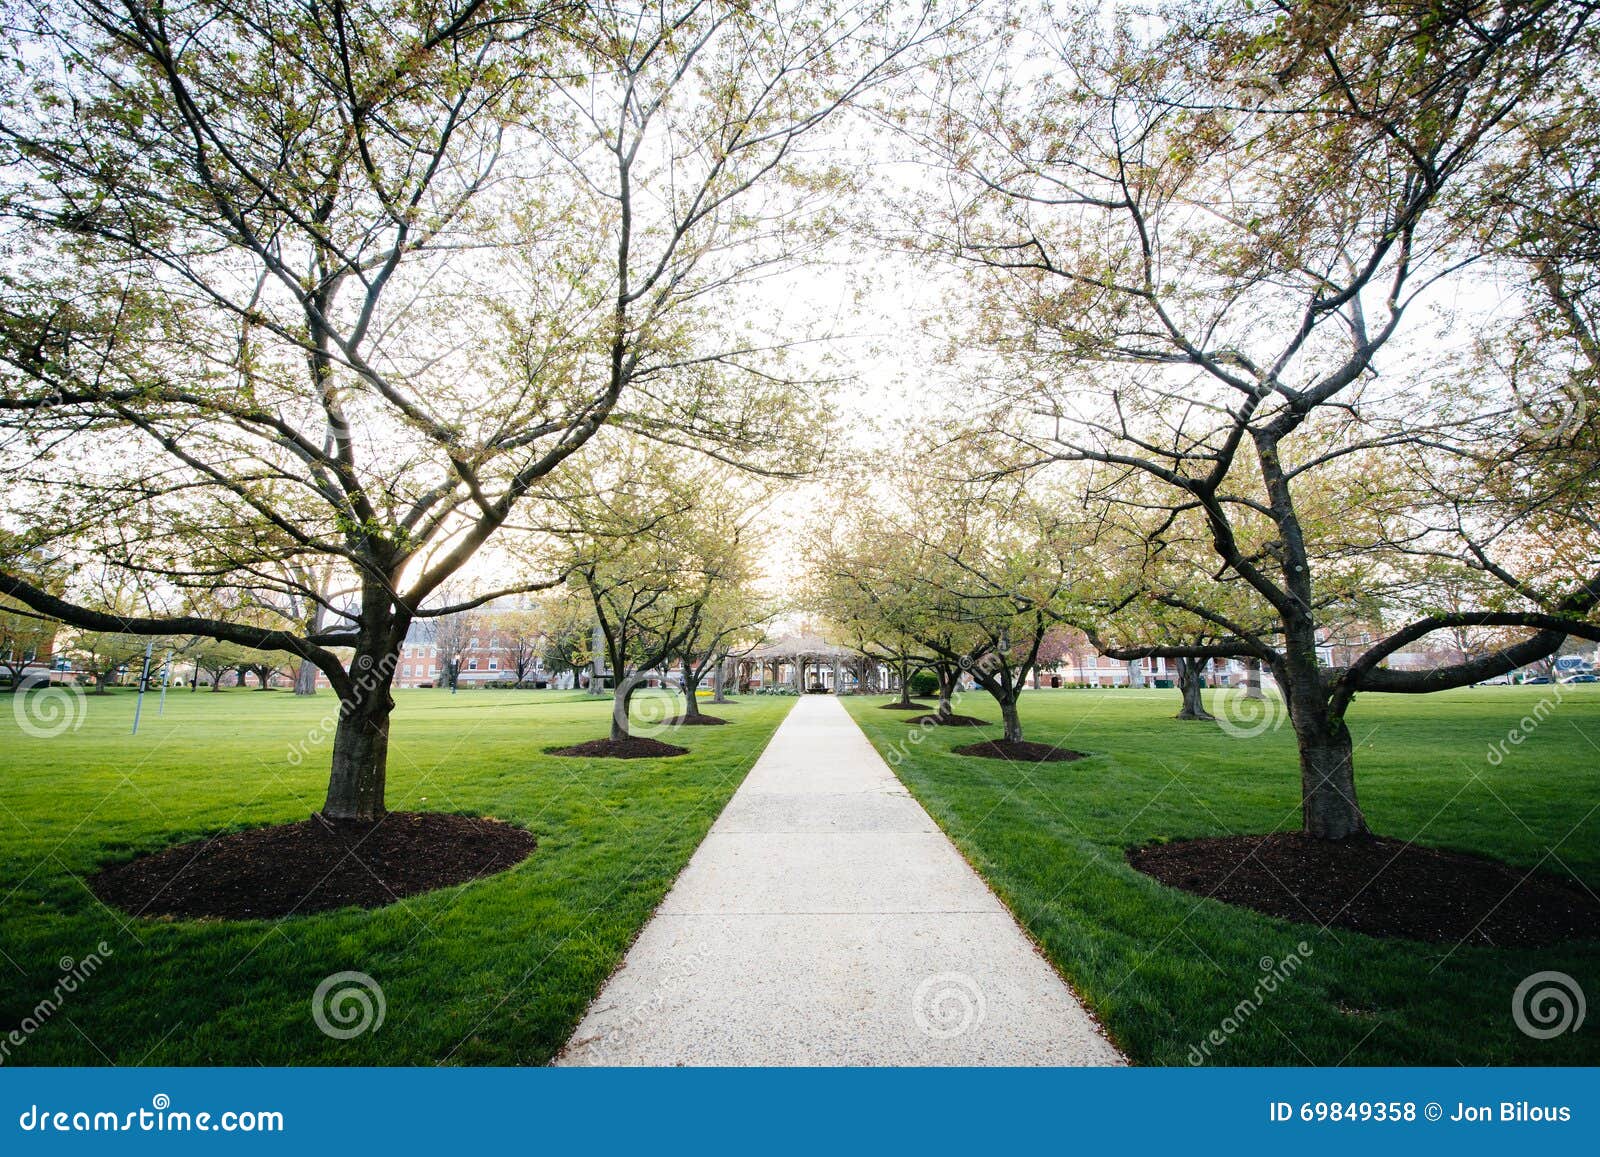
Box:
[844,686,1600,1066]
[0,686,792,1065]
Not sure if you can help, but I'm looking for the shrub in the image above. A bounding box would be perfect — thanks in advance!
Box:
[907,671,938,697]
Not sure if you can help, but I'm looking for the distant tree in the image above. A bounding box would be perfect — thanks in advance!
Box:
[0,599,57,688]
[558,445,742,741]
[430,611,479,694]
[539,594,595,685]
[68,628,149,694]
[499,610,546,686]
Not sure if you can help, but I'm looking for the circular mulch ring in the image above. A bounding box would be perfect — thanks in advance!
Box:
[906,713,990,727]
[1127,832,1600,946]
[547,736,688,758]
[662,714,729,726]
[952,739,1087,762]
[92,812,535,921]
[879,701,934,711]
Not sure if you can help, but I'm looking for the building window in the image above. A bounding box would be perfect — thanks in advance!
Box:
[488,660,498,671]
[469,659,478,671]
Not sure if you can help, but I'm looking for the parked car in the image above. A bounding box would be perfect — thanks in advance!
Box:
[1475,675,1511,686]
[1559,673,1598,684]
[1523,676,1553,685]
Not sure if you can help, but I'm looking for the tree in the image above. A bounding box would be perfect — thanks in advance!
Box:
[68,628,150,693]
[557,443,742,742]
[674,552,771,720]
[538,593,594,685]
[430,609,479,693]
[499,608,546,686]
[0,0,906,819]
[818,466,1081,743]
[919,1,1600,837]
[178,637,251,692]
[0,598,56,688]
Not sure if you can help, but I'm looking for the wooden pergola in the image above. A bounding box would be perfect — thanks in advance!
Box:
[736,633,893,694]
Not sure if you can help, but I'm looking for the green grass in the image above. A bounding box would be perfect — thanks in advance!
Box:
[844,686,1600,1066]
[0,686,792,1065]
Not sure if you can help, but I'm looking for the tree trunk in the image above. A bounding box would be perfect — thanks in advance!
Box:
[999,695,1023,743]
[319,659,399,822]
[294,658,319,695]
[1175,658,1215,720]
[681,668,703,719]
[936,664,958,720]
[611,678,638,740]
[318,593,405,822]
[1293,712,1366,839]
[1242,657,1263,700]
[711,658,730,704]
[895,662,914,707]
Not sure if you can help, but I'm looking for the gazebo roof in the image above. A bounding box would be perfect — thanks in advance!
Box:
[746,632,857,661]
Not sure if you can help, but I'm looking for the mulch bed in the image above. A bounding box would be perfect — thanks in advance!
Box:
[1127,832,1600,946]
[879,701,933,711]
[92,812,535,920]
[952,739,1087,762]
[906,713,990,727]
[663,714,729,726]
[546,736,688,758]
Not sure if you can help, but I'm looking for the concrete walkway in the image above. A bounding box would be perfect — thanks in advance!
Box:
[555,695,1124,1065]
